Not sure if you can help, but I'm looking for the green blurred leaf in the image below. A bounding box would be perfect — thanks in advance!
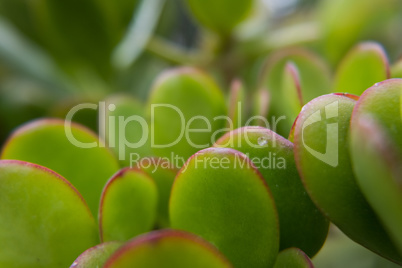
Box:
[99,168,158,242]
[1,119,120,215]
[293,93,402,263]
[333,42,390,95]
[170,147,279,268]
[0,160,98,268]
[147,67,227,161]
[104,95,152,166]
[103,230,232,267]
[184,0,254,35]
[215,127,329,257]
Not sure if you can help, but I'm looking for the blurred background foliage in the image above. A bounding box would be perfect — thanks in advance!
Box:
[0,0,401,143]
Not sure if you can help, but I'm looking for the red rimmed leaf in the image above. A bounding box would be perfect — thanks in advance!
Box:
[333,42,390,96]
[99,168,158,242]
[147,67,227,161]
[1,118,120,215]
[293,93,402,263]
[0,160,98,267]
[103,229,232,267]
[170,147,279,268]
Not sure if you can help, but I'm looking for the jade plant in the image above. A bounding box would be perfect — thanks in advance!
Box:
[0,0,402,267]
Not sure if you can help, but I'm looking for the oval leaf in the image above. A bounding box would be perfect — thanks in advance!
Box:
[99,168,158,242]
[170,147,279,268]
[0,160,98,267]
[147,67,227,161]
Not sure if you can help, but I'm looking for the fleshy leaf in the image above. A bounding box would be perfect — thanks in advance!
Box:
[0,160,98,268]
[103,230,232,267]
[293,93,402,263]
[99,168,158,242]
[70,241,123,268]
[184,0,254,34]
[147,67,227,161]
[135,157,177,228]
[350,79,402,253]
[333,42,390,95]
[170,147,279,268]
[227,79,246,130]
[274,248,314,268]
[261,48,331,136]
[1,119,120,215]
[215,127,328,257]
[103,95,152,166]
[350,116,402,254]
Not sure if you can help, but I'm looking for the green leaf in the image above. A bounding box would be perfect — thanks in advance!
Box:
[103,230,232,267]
[350,116,402,254]
[104,95,152,166]
[147,67,227,161]
[112,0,166,69]
[274,248,313,268]
[99,168,158,242]
[349,79,402,254]
[333,42,390,95]
[184,0,254,35]
[1,119,120,215]
[170,147,279,268]
[0,160,98,268]
[261,48,331,137]
[293,93,402,264]
[136,157,177,228]
[215,127,328,257]
[70,241,123,268]
[227,79,246,130]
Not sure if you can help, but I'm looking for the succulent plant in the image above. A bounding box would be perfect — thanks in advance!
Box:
[1,0,402,267]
